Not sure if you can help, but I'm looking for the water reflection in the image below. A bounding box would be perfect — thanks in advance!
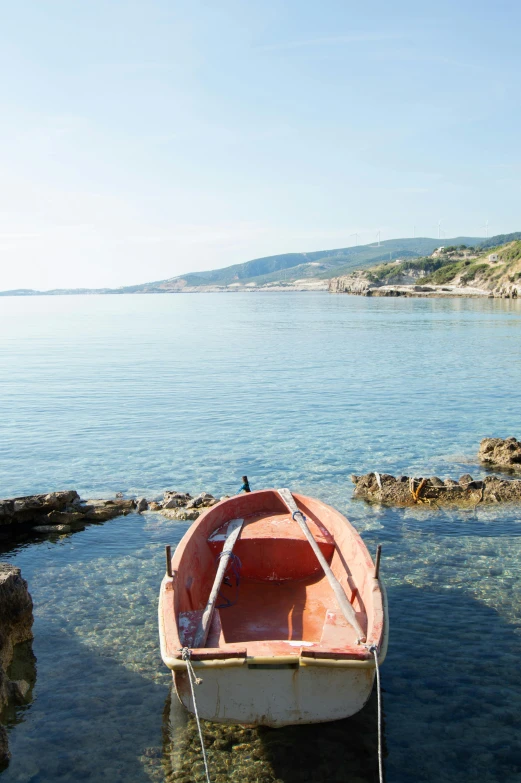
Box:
[0,642,37,773]
[2,621,166,782]
[160,685,383,783]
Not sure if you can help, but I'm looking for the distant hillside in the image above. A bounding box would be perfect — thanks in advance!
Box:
[329,237,521,299]
[0,235,484,296]
[478,231,521,251]
[119,236,483,291]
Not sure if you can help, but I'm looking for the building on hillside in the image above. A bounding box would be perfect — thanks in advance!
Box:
[488,253,499,262]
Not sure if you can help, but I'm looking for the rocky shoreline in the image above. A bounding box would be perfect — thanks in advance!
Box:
[329,276,519,298]
[0,488,225,544]
[0,565,34,768]
[0,491,138,539]
[478,436,521,471]
[351,472,521,507]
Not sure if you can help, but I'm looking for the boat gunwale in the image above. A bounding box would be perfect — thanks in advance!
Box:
[158,578,389,669]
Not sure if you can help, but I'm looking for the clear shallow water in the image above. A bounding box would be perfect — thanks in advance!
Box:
[1,293,521,782]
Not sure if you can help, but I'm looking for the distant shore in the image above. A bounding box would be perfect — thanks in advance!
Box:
[0,281,330,296]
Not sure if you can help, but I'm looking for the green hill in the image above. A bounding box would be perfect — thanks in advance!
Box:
[329,236,521,298]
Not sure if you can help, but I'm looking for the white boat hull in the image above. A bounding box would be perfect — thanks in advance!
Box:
[173,664,375,727]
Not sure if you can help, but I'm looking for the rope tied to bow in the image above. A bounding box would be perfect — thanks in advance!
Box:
[180,647,211,783]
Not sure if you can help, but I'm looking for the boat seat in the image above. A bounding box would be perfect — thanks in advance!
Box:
[208,512,335,581]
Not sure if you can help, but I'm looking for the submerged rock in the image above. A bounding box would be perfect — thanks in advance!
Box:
[44,510,87,529]
[479,437,521,471]
[159,508,200,521]
[82,499,136,522]
[0,730,8,770]
[8,679,31,704]
[351,472,521,507]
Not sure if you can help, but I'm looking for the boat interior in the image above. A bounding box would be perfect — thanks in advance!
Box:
[172,491,380,654]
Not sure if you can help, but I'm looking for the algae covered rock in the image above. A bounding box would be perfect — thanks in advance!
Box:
[351,472,521,507]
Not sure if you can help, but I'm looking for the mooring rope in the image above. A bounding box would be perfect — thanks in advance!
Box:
[370,644,384,783]
[181,647,211,783]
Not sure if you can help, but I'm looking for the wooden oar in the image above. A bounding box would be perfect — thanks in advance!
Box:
[193,518,244,648]
[278,488,366,643]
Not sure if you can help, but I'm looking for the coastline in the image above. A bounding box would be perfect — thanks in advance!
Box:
[328,278,521,299]
[330,283,495,298]
[2,281,519,298]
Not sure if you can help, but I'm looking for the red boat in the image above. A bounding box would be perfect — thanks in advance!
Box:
[159,488,388,726]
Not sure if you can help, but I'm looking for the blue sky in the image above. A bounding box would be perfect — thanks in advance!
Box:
[0,0,520,289]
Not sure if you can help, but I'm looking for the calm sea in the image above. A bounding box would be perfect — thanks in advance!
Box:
[1,292,521,782]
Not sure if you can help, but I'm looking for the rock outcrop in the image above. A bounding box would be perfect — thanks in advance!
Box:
[491,283,519,298]
[351,472,521,507]
[0,486,225,541]
[329,275,487,298]
[136,497,148,513]
[0,493,137,538]
[328,272,372,295]
[0,565,34,768]
[479,437,521,470]
[0,491,80,526]
[156,491,218,521]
